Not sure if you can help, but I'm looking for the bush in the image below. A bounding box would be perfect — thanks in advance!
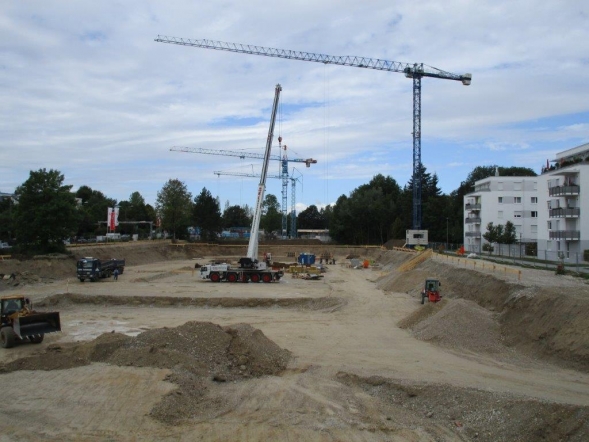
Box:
[525,243,537,256]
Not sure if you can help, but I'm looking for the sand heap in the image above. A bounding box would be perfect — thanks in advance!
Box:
[0,321,291,424]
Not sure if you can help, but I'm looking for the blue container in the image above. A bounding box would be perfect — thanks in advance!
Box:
[298,253,316,265]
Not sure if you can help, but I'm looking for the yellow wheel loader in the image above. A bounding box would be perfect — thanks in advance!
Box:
[0,295,61,348]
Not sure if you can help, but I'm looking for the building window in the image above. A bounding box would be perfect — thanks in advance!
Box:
[531,197,537,204]
[547,221,552,230]
[498,211,503,219]
[498,197,503,204]
[531,211,537,218]
[514,197,521,204]
[531,225,537,233]
[514,182,522,191]
[514,211,522,218]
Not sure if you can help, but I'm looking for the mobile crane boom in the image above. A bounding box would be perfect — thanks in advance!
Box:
[247,84,281,261]
[156,35,471,230]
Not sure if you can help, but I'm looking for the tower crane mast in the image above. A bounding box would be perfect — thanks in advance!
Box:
[171,146,315,239]
[214,169,302,238]
[156,35,471,230]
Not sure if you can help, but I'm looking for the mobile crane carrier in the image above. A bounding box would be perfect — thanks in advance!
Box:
[200,84,285,283]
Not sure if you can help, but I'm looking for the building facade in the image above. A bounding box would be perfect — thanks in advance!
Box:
[536,143,589,260]
[464,175,539,254]
[463,142,589,261]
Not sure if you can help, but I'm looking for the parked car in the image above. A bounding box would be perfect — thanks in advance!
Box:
[0,242,11,250]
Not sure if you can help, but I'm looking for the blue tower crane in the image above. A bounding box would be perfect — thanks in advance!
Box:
[156,36,471,231]
[170,146,315,238]
[213,169,302,238]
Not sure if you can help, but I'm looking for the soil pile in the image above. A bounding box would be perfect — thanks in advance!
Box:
[397,298,449,329]
[37,292,346,311]
[0,254,74,291]
[380,250,589,371]
[0,321,291,424]
[412,298,505,354]
[337,372,589,442]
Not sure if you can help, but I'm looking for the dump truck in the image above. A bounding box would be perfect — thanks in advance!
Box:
[1,295,61,348]
[421,278,442,304]
[77,257,125,282]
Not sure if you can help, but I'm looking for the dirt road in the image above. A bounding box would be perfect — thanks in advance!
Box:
[1,250,589,441]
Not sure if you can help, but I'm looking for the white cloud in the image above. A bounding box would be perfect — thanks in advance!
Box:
[1,0,588,209]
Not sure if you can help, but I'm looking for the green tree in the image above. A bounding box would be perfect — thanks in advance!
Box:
[0,197,15,241]
[115,191,153,237]
[155,179,192,240]
[260,194,281,235]
[193,187,222,241]
[402,165,449,241]
[14,169,80,252]
[297,205,325,229]
[75,186,116,238]
[499,220,517,244]
[222,205,251,228]
[329,174,401,245]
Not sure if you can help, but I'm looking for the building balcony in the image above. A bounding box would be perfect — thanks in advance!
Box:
[549,207,580,218]
[549,230,580,240]
[548,185,580,197]
[465,203,481,210]
[465,217,481,224]
[465,231,481,238]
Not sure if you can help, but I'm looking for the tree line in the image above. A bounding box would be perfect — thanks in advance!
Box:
[0,164,536,253]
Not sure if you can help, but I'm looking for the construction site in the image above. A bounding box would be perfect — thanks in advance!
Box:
[1,241,588,441]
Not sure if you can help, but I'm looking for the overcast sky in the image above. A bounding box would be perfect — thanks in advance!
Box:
[1,1,588,213]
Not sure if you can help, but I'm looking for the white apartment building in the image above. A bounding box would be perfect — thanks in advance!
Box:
[536,142,589,260]
[464,142,589,261]
[464,175,539,254]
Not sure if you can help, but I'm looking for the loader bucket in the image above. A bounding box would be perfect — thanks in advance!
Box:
[14,312,61,339]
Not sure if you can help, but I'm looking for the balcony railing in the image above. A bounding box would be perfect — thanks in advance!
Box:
[549,230,580,240]
[549,207,580,218]
[465,217,481,224]
[465,231,481,237]
[548,185,580,197]
[465,203,481,210]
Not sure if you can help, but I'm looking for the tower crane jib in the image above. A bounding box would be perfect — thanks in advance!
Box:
[156,35,471,231]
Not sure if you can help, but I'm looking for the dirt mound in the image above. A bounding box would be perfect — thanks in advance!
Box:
[37,292,346,311]
[501,286,589,370]
[0,254,76,291]
[0,321,291,424]
[380,250,589,370]
[337,372,589,441]
[397,298,449,329]
[412,298,505,354]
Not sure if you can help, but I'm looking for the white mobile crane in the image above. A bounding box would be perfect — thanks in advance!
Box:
[200,84,284,283]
